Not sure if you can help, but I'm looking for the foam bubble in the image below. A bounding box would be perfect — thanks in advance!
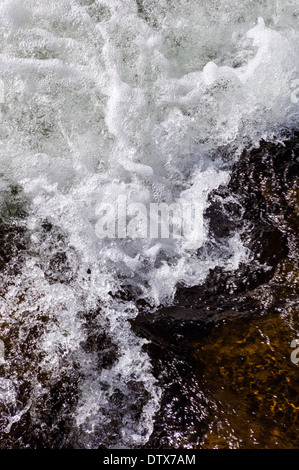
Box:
[0,0,297,447]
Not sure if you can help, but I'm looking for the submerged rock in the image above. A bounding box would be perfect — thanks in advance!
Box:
[133,130,299,448]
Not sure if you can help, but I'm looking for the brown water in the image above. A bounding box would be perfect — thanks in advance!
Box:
[135,132,299,449]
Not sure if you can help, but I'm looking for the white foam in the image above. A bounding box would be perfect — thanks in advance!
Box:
[0,0,298,447]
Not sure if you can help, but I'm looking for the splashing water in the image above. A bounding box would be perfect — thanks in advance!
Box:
[0,0,298,448]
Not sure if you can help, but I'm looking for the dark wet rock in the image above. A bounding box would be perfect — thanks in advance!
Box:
[132,130,299,448]
[135,131,298,324]
[1,130,298,449]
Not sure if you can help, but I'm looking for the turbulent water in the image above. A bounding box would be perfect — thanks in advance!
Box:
[0,0,298,448]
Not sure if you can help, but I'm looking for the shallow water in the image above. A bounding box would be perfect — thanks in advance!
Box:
[0,0,298,448]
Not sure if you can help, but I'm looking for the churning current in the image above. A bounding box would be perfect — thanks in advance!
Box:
[0,0,298,448]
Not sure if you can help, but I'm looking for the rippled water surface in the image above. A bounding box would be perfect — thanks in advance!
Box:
[0,0,298,448]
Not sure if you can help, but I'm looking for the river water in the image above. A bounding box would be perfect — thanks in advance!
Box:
[0,0,298,448]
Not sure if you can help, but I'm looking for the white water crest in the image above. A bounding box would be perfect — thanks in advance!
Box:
[0,0,298,447]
